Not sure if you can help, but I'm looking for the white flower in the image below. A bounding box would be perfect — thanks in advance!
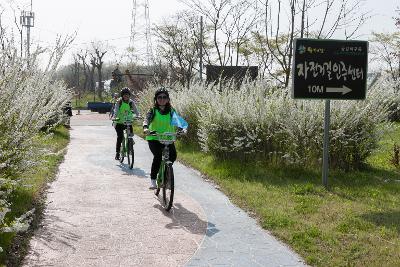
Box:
[139,74,397,168]
[1,28,71,236]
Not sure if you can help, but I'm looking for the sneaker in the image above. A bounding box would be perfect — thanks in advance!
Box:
[115,153,120,160]
[149,179,157,190]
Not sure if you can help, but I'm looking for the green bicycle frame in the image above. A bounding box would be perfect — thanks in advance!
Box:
[121,130,129,156]
[119,113,134,157]
[157,161,165,187]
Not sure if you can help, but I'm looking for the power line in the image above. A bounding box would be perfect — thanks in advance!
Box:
[69,36,131,46]
[36,35,132,47]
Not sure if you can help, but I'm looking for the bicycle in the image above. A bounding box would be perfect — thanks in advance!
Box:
[113,114,136,169]
[147,131,181,211]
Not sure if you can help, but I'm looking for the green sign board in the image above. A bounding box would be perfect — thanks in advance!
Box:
[292,38,369,100]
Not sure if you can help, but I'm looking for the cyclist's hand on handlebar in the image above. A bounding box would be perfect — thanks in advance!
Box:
[177,128,187,136]
[145,130,158,136]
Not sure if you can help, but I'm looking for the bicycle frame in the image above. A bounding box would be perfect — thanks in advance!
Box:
[120,120,134,156]
[151,132,177,186]
[114,113,138,169]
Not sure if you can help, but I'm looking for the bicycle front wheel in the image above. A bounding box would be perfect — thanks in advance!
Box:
[162,164,174,211]
[127,138,134,169]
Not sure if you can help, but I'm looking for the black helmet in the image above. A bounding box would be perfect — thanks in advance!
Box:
[120,87,131,97]
[154,87,169,100]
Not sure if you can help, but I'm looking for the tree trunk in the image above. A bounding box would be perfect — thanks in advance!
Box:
[97,64,103,100]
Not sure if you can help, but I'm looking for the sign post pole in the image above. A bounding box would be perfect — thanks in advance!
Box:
[322,100,330,188]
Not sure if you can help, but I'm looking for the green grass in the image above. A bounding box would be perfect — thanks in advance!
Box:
[0,126,69,266]
[173,125,400,267]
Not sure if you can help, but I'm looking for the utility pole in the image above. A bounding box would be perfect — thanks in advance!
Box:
[75,61,81,115]
[199,16,203,81]
[300,0,306,38]
[20,0,35,59]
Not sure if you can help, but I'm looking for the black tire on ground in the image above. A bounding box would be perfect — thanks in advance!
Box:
[119,137,125,163]
[162,164,174,211]
[128,139,134,169]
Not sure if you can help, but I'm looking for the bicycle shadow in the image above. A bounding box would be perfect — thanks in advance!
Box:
[153,202,215,236]
[117,163,148,178]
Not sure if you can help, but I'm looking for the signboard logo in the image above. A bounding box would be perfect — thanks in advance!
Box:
[298,45,306,54]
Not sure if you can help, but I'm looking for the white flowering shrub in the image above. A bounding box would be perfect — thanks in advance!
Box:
[384,77,400,122]
[0,34,72,251]
[328,81,396,169]
[139,75,398,170]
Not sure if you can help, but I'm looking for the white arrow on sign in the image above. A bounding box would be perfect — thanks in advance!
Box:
[326,85,352,95]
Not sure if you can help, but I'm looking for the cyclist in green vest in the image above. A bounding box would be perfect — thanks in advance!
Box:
[143,87,185,189]
[113,87,140,160]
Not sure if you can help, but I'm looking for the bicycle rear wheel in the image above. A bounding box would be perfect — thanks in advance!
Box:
[127,138,134,169]
[162,164,174,211]
[154,162,165,196]
[119,136,125,163]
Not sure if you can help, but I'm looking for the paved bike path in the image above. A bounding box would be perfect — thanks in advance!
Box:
[23,112,306,266]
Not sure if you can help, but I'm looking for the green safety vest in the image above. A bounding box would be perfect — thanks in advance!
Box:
[146,109,176,141]
[116,102,133,124]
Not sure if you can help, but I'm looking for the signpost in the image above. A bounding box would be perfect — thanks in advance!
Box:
[292,38,368,188]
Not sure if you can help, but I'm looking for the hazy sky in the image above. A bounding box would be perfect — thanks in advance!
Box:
[1,0,399,66]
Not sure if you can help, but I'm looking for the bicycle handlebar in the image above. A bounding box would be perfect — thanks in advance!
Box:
[146,131,186,142]
[148,131,176,135]
[112,116,142,122]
